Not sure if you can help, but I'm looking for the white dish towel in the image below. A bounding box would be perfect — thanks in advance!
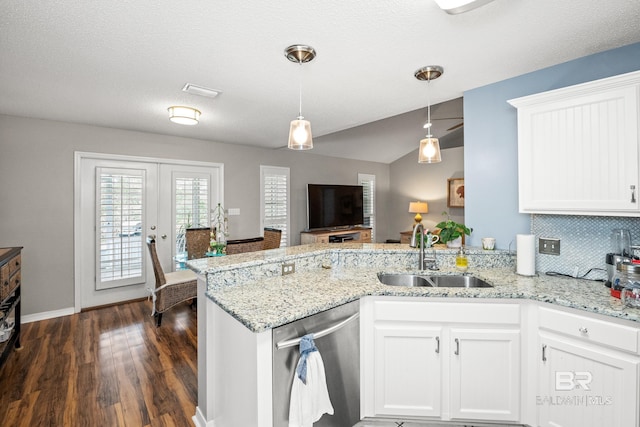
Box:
[288,334,334,427]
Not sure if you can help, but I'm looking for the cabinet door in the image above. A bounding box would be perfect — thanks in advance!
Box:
[509,73,640,215]
[538,333,639,427]
[449,328,521,422]
[373,323,442,417]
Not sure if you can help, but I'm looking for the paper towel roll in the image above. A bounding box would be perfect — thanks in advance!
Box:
[516,234,536,276]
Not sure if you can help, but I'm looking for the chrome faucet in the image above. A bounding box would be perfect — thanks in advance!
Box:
[410,223,438,271]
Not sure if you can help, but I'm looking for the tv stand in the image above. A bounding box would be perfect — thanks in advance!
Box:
[300,227,372,244]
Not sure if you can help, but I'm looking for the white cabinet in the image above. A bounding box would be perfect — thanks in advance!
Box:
[508,70,640,216]
[449,328,521,421]
[536,306,640,427]
[362,297,521,423]
[373,324,442,417]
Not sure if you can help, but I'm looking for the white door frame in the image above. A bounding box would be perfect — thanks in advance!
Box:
[73,151,224,313]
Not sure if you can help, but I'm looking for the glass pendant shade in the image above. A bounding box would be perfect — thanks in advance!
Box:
[419,136,442,163]
[167,106,200,125]
[287,117,313,150]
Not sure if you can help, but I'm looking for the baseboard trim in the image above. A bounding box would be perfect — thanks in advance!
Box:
[22,307,76,324]
[192,407,215,427]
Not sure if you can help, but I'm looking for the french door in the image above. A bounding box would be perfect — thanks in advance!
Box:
[75,153,223,310]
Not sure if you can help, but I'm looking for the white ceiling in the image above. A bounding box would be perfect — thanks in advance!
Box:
[1,0,639,163]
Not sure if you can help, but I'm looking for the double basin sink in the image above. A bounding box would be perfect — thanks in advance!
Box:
[378,273,493,288]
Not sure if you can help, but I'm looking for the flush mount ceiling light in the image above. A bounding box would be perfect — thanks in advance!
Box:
[167,106,201,125]
[285,44,316,150]
[434,0,495,14]
[415,66,444,164]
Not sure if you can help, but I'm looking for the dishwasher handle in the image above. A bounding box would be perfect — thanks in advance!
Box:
[276,312,360,350]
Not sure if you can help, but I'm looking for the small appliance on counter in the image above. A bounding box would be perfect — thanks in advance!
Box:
[605,228,633,288]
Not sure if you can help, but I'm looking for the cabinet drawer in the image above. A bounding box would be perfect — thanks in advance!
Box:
[374,300,520,324]
[6,271,21,296]
[9,254,21,276]
[0,263,8,301]
[539,306,640,354]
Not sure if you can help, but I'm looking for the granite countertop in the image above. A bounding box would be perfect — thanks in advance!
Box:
[188,243,639,333]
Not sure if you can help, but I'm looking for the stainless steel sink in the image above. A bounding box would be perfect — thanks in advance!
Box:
[427,275,493,288]
[377,273,493,288]
[377,273,432,287]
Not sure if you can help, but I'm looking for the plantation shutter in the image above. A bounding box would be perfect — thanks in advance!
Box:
[261,166,290,247]
[96,167,144,289]
[358,173,376,242]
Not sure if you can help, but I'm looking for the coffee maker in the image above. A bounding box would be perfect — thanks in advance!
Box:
[605,229,632,287]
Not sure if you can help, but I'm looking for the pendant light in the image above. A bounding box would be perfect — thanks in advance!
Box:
[285,44,316,150]
[415,66,444,163]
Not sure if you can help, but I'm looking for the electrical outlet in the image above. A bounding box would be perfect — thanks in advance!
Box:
[539,237,561,255]
[281,262,295,275]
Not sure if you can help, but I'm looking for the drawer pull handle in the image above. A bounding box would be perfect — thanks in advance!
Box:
[578,327,588,334]
[454,338,460,355]
[435,336,440,354]
[542,344,547,362]
[632,185,637,203]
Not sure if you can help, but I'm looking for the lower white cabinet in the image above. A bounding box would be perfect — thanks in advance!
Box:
[449,328,521,421]
[536,306,640,427]
[363,297,521,423]
[373,324,442,417]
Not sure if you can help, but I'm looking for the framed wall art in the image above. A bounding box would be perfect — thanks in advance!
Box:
[447,178,465,208]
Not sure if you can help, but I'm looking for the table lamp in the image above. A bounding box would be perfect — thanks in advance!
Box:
[409,201,429,226]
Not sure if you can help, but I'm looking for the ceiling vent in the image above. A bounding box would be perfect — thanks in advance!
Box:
[182,83,222,99]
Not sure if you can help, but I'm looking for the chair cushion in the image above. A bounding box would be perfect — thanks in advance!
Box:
[165,269,197,286]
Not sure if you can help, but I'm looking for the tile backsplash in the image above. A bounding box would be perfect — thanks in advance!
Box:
[531,214,640,281]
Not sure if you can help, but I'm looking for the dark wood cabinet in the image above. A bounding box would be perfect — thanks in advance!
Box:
[0,247,22,367]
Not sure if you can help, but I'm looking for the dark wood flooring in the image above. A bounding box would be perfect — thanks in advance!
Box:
[0,300,197,427]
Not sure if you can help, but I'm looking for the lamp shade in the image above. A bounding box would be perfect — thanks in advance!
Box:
[409,201,428,225]
[418,136,442,163]
[409,202,429,214]
[287,118,313,150]
[168,106,201,125]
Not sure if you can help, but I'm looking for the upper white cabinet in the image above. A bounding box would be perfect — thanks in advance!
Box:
[508,71,640,216]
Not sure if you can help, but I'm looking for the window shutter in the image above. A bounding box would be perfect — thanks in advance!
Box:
[358,173,376,242]
[261,166,290,247]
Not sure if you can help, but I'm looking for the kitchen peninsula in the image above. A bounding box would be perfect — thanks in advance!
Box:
[188,244,640,427]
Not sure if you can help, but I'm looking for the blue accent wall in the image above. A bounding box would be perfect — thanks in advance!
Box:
[464,42,640,255]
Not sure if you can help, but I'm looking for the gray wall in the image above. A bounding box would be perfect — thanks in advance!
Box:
[0,115,390,315]
[389,146,464,238]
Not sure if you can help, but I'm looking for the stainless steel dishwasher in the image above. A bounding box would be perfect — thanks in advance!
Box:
[272,299,360,427]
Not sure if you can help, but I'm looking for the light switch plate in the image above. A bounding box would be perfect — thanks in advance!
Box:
[228,208,240,216]
[539,237,560,255]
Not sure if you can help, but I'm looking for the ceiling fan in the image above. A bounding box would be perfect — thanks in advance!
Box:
[423,116,464,132]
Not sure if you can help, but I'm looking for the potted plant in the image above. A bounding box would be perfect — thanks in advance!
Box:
[435,212,472,248]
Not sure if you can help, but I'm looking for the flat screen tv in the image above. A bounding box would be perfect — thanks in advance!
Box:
[307,184,364,230]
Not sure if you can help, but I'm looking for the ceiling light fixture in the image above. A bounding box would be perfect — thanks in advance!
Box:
[285,44,316,150]
[167,106,201,125]
[434,0,495,14]
[415,66,444,164]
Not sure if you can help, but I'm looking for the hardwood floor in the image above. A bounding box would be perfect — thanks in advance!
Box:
[0,300,197,427]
